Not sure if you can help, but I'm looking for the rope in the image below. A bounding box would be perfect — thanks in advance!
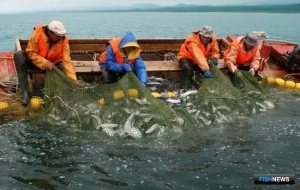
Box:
[283,73,300,82]
[163,52,177,63]
[0,74,19,96]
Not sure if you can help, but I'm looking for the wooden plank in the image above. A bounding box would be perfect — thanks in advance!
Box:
[75,67,101,73]
[145,61,181,71]
[28,60,225,74]
[15,38,22,51]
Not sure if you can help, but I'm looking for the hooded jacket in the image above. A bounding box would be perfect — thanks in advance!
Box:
[25,25,77,80]
[99,31,147,85]
[224,36,261,73]
[177,30,220,71]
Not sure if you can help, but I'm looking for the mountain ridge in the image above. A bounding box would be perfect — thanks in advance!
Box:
[79,3,300,13]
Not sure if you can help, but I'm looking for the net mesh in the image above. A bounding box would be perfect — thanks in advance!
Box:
[29,67,194,138]
[1,62,279,138]
[181,64,276,127]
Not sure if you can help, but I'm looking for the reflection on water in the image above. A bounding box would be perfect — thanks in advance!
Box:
[0,89,299,189]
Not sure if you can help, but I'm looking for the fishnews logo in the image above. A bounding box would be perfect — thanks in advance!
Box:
[254,174,295,185]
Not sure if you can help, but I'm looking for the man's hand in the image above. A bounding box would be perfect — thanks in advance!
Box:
[203,70,213,78]
[249,68,255,76]
[121,64,132,72]
[234,70,243,77]
[45,61,54,70]
[211,58,218,66]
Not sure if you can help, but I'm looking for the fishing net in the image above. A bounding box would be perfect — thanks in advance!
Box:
[28,67,196,138]
[1,58,278,137]
[180,64,277,127]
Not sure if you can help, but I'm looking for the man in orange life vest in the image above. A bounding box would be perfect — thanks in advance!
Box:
[14,20,77,106]
[99,31,147,86]
[177,26,220,89]
[224,33,261,88]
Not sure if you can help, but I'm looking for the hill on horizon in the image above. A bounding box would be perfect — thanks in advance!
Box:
[98,3,300,13]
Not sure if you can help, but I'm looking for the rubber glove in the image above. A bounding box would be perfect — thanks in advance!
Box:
[211,58,218,66]
[234,70,243,77]
[203,70,213,78]
[121,64,132,72]
[249,68,255,76]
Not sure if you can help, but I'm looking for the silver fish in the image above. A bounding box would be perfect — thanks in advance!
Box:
[102,127,115,136]
[134,98,149,105]
[197,116,212,126]
[180,89,198,98]
[98,123,118,130]
[124,111,142,138]
[145,124,159,134]
[166,98,181,104]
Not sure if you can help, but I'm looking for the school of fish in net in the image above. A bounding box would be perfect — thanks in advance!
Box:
[1,64,278,138]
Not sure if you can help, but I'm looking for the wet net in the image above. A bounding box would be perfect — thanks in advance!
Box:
[181,64,277,127]
[1,60,279,138]
[28,67,196,138]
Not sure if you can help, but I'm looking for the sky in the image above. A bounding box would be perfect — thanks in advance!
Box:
[0,0,299,13]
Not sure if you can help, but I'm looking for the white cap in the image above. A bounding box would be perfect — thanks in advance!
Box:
[48,20,67,36]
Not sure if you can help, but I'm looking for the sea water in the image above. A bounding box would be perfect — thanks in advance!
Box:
[0,12,300,189]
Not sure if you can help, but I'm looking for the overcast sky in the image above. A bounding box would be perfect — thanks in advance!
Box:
[0,0,298,13]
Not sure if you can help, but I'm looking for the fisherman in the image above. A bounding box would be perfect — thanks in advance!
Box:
[99,31,147,86]
[223,32,261,88]
[177,26,220,89]
[13,20,77,106]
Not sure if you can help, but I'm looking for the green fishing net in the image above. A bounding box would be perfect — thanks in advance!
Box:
[181,64,276,127]
[29,67,196,138]
[1,63,277,137]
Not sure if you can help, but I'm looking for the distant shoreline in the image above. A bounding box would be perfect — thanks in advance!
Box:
[2,3,300,14]
[102,4,300,13]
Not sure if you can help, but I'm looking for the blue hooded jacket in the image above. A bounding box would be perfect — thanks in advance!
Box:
[104,31,147,85]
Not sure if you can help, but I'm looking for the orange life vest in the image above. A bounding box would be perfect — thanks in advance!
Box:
[35,25,68,62]
[99,38,135,64]
[177,31,218,63]
[224,38,259,65]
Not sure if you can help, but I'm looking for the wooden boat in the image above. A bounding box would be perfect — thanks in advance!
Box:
[1,36,299,100]
[1,36,299,122]
[13,38,229,84]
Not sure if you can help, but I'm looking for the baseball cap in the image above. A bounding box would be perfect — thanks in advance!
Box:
[48,20,67,36]
[199,26,214,38]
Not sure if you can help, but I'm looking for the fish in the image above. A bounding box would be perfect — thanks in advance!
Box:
[153,77,165,82]
[89,164,112,177]
[166,98,181,104]
[246,91,262,95]
[147,82,163,86]
[215,111,229,123]
[124,111,142,138]
[134,98,149,105]
[255,102,267,112]
[102,127,115,136]
[180,89,198,99]
[145,124,159,134]
[197,116,212,126]
[143,115,153,123]
[187,109,198,114]
[172,117,185,126]
[91,115,102,126]
[215,105,231,112]
[264,100,275,109]
[157,125,165,136]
